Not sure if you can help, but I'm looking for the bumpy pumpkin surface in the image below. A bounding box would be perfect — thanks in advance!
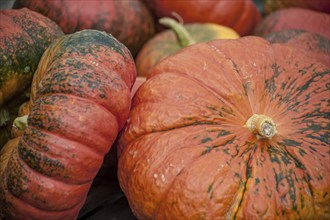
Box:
[13,0,155,56]
[0,30,136,220]
[118,36,330,219]
[0,8,64,107]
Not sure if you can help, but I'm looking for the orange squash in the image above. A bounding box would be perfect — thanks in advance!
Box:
[117,36,330,219]
[0,30,136,220]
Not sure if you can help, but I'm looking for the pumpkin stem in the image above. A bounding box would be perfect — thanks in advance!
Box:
[13,115,28,131]
[159,17,196,47]
[244,114,277,139]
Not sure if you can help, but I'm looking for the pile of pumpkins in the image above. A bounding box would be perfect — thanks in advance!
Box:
[0,0,329,219]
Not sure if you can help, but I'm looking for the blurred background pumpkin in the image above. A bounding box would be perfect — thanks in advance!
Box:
[143,0,262,36]
[12,0,156,57]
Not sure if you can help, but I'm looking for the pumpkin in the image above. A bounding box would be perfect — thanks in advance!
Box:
[13,0,155,57]
[0,8,64,107]
[264,29,330,68]
[136,17,239,78]
[143,0,261,36]
[264,0,330,14]
[117,36,330,219]
[254,8,330,39]
[0,29,136,220]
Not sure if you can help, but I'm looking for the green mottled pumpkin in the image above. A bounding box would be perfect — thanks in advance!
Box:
[0,30,136,220]
[117,36,330,219]
[0,8,64,107]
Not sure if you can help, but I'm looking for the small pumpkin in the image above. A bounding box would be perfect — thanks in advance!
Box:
[13,0,155,56]
[264,0,330,14]
[144,0,261,36]
[0,8,64,107]
[0,29,136,220]
[136,17,239,77]
[264,29,330,68]
[254,8,330,39]
[117,36,330,219]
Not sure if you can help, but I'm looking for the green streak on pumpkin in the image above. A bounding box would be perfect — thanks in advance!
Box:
[281,139,301,147]
[201,137,212,143]
[298,148,307,157]
[201,145,219,156]
[217,130,230,137]
[207,182,214,199]
[221,136,236,147]
[265,63,281,99]
[309,146,317,152]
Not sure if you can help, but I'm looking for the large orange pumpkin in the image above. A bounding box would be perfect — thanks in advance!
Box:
[117,36,330,219]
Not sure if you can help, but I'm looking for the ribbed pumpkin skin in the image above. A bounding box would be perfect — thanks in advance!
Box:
[0,30,136,220]
[118,36,330,219]
[0,8,64,107]
[13,0,155,56]
[136,23,239,77]
[144,0,261,36]
[254,8,330,40]
[264,29,330,68]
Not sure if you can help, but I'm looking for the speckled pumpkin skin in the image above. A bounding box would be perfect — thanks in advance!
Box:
[144,0,261,36]
[264,29,330,68]
[136,23,239,78]
[0,8,64,107]
[118,36,330,219]
[254,8,330,40]
[0,30,136,220]
[13,0,155,56]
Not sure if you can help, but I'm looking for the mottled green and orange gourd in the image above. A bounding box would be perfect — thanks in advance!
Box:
[117,36,330,219]
[0,29,136,220]
[0,8,64,107]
